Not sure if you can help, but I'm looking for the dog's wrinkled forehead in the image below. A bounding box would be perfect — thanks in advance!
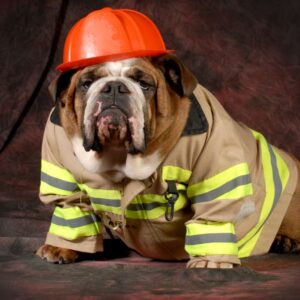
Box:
[80,58,157,82]
[104,59,137,76]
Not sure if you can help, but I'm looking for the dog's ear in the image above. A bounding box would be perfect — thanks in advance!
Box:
[152,54,197,97]
[48,70,77,104]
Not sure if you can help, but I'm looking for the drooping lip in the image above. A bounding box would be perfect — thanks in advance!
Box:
[96,108,129,142]
[93,104,140,152]
[94,101,130,120]
[84,101,146,153]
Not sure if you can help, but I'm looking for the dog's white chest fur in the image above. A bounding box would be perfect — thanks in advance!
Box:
[71,136,160,182]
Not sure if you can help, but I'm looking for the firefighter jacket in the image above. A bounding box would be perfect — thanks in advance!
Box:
[39,84,299,266]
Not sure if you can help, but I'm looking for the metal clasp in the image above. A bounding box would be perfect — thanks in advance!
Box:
[164,180,179,221]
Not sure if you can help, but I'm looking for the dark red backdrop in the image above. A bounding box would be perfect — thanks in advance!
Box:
[0,1,300,298]
[0,0,299,254]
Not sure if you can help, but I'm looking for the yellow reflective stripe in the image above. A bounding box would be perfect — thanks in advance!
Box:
[126,193,188,219]
[238,131,275,256]
[40,181,74,196]
[215,183,253,200]
[238,227,262,258]
[79,184,122,214]
[185,242,238,256]
[176,183,187,191]
[188,162,250,196]
[186,222,236,235]
[41,160,76,183]
[49,223,101,240]
[185,222,238,256]
[238,130,290,257]
[162,166,192,183]
[91,202,122,215]
[126,194,165,219]
[80,184,121,199]
[49,206,101,240]
[40,160,78,195]
[187,162,251,198]
[53,206,91,219]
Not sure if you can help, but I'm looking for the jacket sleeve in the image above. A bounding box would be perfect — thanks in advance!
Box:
[185,161,253,266]
[39,113,103,253]
[183,86,255,266]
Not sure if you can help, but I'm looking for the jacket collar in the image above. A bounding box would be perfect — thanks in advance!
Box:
[182,94,208,136]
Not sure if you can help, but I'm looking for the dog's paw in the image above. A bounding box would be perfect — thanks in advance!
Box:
[36,244,79,264]
[271,235,300,253]
[188,260,233,269]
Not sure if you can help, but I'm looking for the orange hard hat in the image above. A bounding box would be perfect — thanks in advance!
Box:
[57,7,173,72]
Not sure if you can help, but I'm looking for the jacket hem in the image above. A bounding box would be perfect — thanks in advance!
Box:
[46,232,103,253]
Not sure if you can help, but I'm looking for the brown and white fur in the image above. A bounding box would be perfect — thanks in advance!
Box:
[54,56,193,183]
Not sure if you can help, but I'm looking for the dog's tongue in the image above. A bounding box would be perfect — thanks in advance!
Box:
[96,108,129,145]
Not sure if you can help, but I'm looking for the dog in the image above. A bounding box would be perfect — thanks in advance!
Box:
[36,54,300,268]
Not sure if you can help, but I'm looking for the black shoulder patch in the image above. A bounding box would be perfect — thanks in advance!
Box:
[50,105,61,126]
[181,94,208,136]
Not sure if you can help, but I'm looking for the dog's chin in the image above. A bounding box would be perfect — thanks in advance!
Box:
[84,108,146,154]
[96,108,129,146]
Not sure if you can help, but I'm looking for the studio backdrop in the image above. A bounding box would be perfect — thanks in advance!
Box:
[0,0,299,253]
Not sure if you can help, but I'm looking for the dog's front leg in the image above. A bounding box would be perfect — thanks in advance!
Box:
[36,244,79,264]
[187,259,233,269]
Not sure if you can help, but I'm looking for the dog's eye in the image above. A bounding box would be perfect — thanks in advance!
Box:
[139,80,151,91]
[82,80,93,90]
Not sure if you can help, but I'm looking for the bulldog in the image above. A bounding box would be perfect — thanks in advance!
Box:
[36,55,300,268]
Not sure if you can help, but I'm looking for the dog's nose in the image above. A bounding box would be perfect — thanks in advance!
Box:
[101,81,130,95]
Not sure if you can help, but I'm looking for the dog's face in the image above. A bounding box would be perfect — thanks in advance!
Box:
[81,58,160,154]
[50,55,197,180]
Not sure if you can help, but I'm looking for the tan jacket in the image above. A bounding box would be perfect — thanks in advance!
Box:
[40,84,298,265]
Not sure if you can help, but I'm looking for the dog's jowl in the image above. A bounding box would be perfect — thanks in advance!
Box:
[36,8,300,268]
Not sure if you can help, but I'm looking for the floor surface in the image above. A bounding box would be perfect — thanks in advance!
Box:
[0,239,299,299]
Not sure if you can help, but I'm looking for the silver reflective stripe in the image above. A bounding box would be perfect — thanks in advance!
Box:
[51,213,100,228]
[191,174,251,203]
[127,202,164,211]
[91,198,121,207]
[41,172,78,192]
[185,233,236,245]
[268,144,282,210]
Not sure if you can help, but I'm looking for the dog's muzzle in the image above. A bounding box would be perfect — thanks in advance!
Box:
[83,80,146,154]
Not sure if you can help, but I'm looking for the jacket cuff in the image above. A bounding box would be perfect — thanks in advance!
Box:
[46,232,103,253]
[186,254,241,268]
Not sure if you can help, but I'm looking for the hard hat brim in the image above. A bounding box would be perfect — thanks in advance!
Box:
[56,49,174,72]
